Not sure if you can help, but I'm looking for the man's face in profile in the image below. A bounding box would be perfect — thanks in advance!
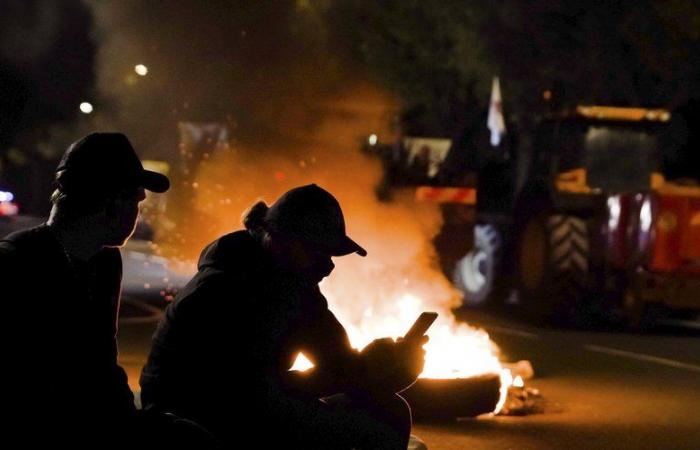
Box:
[106,186,147,247]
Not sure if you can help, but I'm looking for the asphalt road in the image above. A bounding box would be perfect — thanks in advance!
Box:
[117,298,700,450]
[414,309,700,450]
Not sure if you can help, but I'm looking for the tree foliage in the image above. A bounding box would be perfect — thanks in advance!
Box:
[332,0,700,140]
[330,0,494,136]
[0,0,97,212]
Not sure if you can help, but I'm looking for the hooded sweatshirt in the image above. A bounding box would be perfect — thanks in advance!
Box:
[140,230,363,443]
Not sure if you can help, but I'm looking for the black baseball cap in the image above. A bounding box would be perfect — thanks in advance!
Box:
[266,184,367,257]
[55,133,170,195]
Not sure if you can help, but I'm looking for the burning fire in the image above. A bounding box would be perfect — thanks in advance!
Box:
[154,83,517,414]
[292,289,515,414]
[291,293,503,379]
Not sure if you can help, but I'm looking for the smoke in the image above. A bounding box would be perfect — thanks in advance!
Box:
[85,0,344,159]
[155,81,502,377]
[85,1,503,375]
[0,1,60,65]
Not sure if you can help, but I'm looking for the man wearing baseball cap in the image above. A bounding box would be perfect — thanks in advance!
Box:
[140,184,426,449]
[0,133,215,448]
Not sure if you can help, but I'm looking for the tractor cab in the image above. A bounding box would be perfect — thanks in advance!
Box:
[541,106,671,199]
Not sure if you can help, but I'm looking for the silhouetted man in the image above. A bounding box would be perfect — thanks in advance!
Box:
[0,133,213,448]
[140,184,427,449]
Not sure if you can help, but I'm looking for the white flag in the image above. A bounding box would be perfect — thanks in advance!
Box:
[487,77,506,147]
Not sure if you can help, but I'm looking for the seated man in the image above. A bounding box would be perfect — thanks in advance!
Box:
[0,133,215,449]
[140,184,427,449]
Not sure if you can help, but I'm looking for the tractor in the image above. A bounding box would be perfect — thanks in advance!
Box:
[453,105,700,327]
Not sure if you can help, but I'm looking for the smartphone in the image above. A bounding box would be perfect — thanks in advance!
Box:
[403,312,438,340]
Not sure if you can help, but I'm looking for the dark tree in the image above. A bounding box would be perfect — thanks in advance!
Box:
[331,0,700,139]
[0,0,97,214]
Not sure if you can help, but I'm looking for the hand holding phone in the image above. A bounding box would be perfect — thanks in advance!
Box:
[403,312,438,341]
[359,312,437,394]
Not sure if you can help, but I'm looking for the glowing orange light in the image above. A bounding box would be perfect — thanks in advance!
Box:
[291,352,314,372]
[576,105,671,122]
[513,375,525,388]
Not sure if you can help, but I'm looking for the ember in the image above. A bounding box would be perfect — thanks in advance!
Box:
[498,382,545,416]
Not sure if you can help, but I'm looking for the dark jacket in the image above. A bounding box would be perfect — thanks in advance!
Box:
[0,225,135,444]
[140,230,365,443]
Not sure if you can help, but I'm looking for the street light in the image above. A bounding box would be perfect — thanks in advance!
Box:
[135,64,149,76]
[80,102,93,114]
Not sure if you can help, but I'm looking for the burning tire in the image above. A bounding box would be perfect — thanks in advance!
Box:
[517,214,589,324]
[402,375,501,421]
[453,224,502,306]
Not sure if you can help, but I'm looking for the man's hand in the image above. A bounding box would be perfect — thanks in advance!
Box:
[359,335,428,394]
[396,335,429,381]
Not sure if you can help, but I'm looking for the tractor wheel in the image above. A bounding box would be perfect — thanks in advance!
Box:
[454,224,502,307]
[517,214,590,324]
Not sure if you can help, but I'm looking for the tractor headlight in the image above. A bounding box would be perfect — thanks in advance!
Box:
[607,196,621,231]
[640,198,652,233]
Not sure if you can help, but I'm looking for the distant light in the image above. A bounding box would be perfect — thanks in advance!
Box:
[513,376,525,388]
[79,102,93,114]
[368,134,378,146]
[0,201,19,216]
[0,191,14,202]
[134,64,149,76]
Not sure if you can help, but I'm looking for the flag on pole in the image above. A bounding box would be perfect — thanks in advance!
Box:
[487,77,506,147]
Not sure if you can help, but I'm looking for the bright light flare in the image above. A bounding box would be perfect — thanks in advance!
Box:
[337,293,503,379]
[368,134,378,146]
[291,352,314,372]
[513,375,525,388]
[640,197,652,232]
[79,102,93,114]
[494,369,513,414]
[135,64,149,76]
[0,191,14,202]
[607,196,621,230]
